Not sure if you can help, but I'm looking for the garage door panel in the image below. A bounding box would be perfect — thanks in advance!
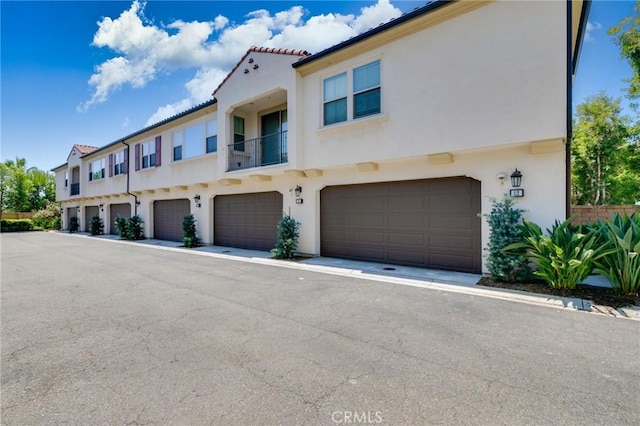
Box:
[388,250,425,265]
[430,234,475,250]
[321,177,481,273]
[388,214,425,229]
[214,192,282,251]
[154,199,190,242]
[388,232,425,246]
[430,253,475,270]
[388,195,425,211]
[430,215,474,229]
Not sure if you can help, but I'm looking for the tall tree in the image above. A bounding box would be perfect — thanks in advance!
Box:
[609,1,640,107]
[571,93,634,205]
[0,158,56,213]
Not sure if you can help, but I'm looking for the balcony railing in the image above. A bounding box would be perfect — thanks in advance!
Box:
[227,131,287,171]
[70,183,80,196]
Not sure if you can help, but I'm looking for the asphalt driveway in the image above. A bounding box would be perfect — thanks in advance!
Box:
[2,232,639,425]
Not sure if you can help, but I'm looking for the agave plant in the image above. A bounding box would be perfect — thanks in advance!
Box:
[593,214,640,296]
[505,218,617,290]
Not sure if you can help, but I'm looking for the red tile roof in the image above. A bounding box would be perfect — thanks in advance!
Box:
[212,46,310,97]
[73,144,98,155]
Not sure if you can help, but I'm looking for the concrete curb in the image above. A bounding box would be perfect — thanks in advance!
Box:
[57,232,640,321]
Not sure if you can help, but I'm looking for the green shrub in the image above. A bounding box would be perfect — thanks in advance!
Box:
[593,213,640,296]
[271,215,300,259]
[126,215,145,240]
[32,202,61,229]
[1,219,35,232]
[484,196,530,282]
[182,214,198,248]
[506,218,616,289]
[114,216,128,239]
[68,216,79,233]
[89,216,104,236]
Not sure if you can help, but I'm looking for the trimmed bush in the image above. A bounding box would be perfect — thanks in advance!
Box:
[484,196,530,282]
[271,215,300,259]
[182,214,198,248]
[1,219,35,232]
[68,216,79,233]
[114,216,128,239]
[126,215,145,240]
[89,216,104,236]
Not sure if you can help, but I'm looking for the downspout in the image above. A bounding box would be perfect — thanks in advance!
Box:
[121,140,138,216]
[565,0,573,219]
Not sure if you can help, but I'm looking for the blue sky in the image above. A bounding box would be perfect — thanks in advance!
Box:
[1,0,636,172]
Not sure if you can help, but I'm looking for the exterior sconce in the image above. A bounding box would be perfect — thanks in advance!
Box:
[135,200,141,206]
[294,186,302,197]
[509,168,524,197]
[510,169,522,188]
[60,207,64,214]
[496,172,508,185]
[99,203,104,211]
[194,194,201,208]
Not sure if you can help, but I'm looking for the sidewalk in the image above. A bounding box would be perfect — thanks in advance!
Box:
[69,232,640,320]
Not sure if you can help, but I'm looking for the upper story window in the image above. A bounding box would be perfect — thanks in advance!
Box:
[206,119,217,153]
[323,73,347,125]
[323,60,381,126]
[172,119,218,162]
[112,150,126,176]
[141,141,156,168]
[135,137,161,171]
[89,158,105,182]
[353,61,381,118]
[233,116,245,151]
[64,172,68,187]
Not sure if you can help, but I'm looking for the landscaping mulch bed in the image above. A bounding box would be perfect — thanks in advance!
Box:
[477,276,640,309]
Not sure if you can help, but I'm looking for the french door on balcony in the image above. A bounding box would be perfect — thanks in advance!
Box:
[261,109,287,166]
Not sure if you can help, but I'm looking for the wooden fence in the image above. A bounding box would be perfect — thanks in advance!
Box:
[1,212,35,220]
[571,205,640,224]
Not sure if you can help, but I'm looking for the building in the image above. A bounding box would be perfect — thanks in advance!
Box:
[53,0,591,274]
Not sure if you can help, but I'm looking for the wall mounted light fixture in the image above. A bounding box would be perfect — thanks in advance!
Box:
[510,169,522,188]
[99,203,104,211]
[194,194,201,208]
[294,186,302,197]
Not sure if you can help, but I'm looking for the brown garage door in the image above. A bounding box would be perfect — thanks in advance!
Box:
[214,192,282,251]
[110,203,131,235]
[85,206,99,232]
[321,177,481,273]
[154,199,190,242]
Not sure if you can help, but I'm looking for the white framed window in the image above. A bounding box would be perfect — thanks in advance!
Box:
[141,141,156,169]
[206,119,217,153]
[322,60,381,126]
[113,151,125,175]
[353,60,381,118]
[172,119,217,162]
[173,131,183,161]
[89,158,105,181]
[64,172,68,187]
[323,72,347,126]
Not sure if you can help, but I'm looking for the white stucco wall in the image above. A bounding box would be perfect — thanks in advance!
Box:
[298,0,567,168]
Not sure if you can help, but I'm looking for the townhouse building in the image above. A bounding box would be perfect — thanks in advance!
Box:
[53,0,590,274]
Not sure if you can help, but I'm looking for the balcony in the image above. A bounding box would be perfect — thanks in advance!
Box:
[70,183,80,196]
[227,131,288,171]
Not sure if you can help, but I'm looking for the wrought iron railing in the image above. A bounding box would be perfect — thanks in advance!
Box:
[70,183,80,196]
[227,131,288,171]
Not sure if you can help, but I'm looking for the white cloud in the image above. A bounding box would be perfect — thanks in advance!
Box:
[122,117,130,129]
[585,21,602,42]
[79,0,402,124]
